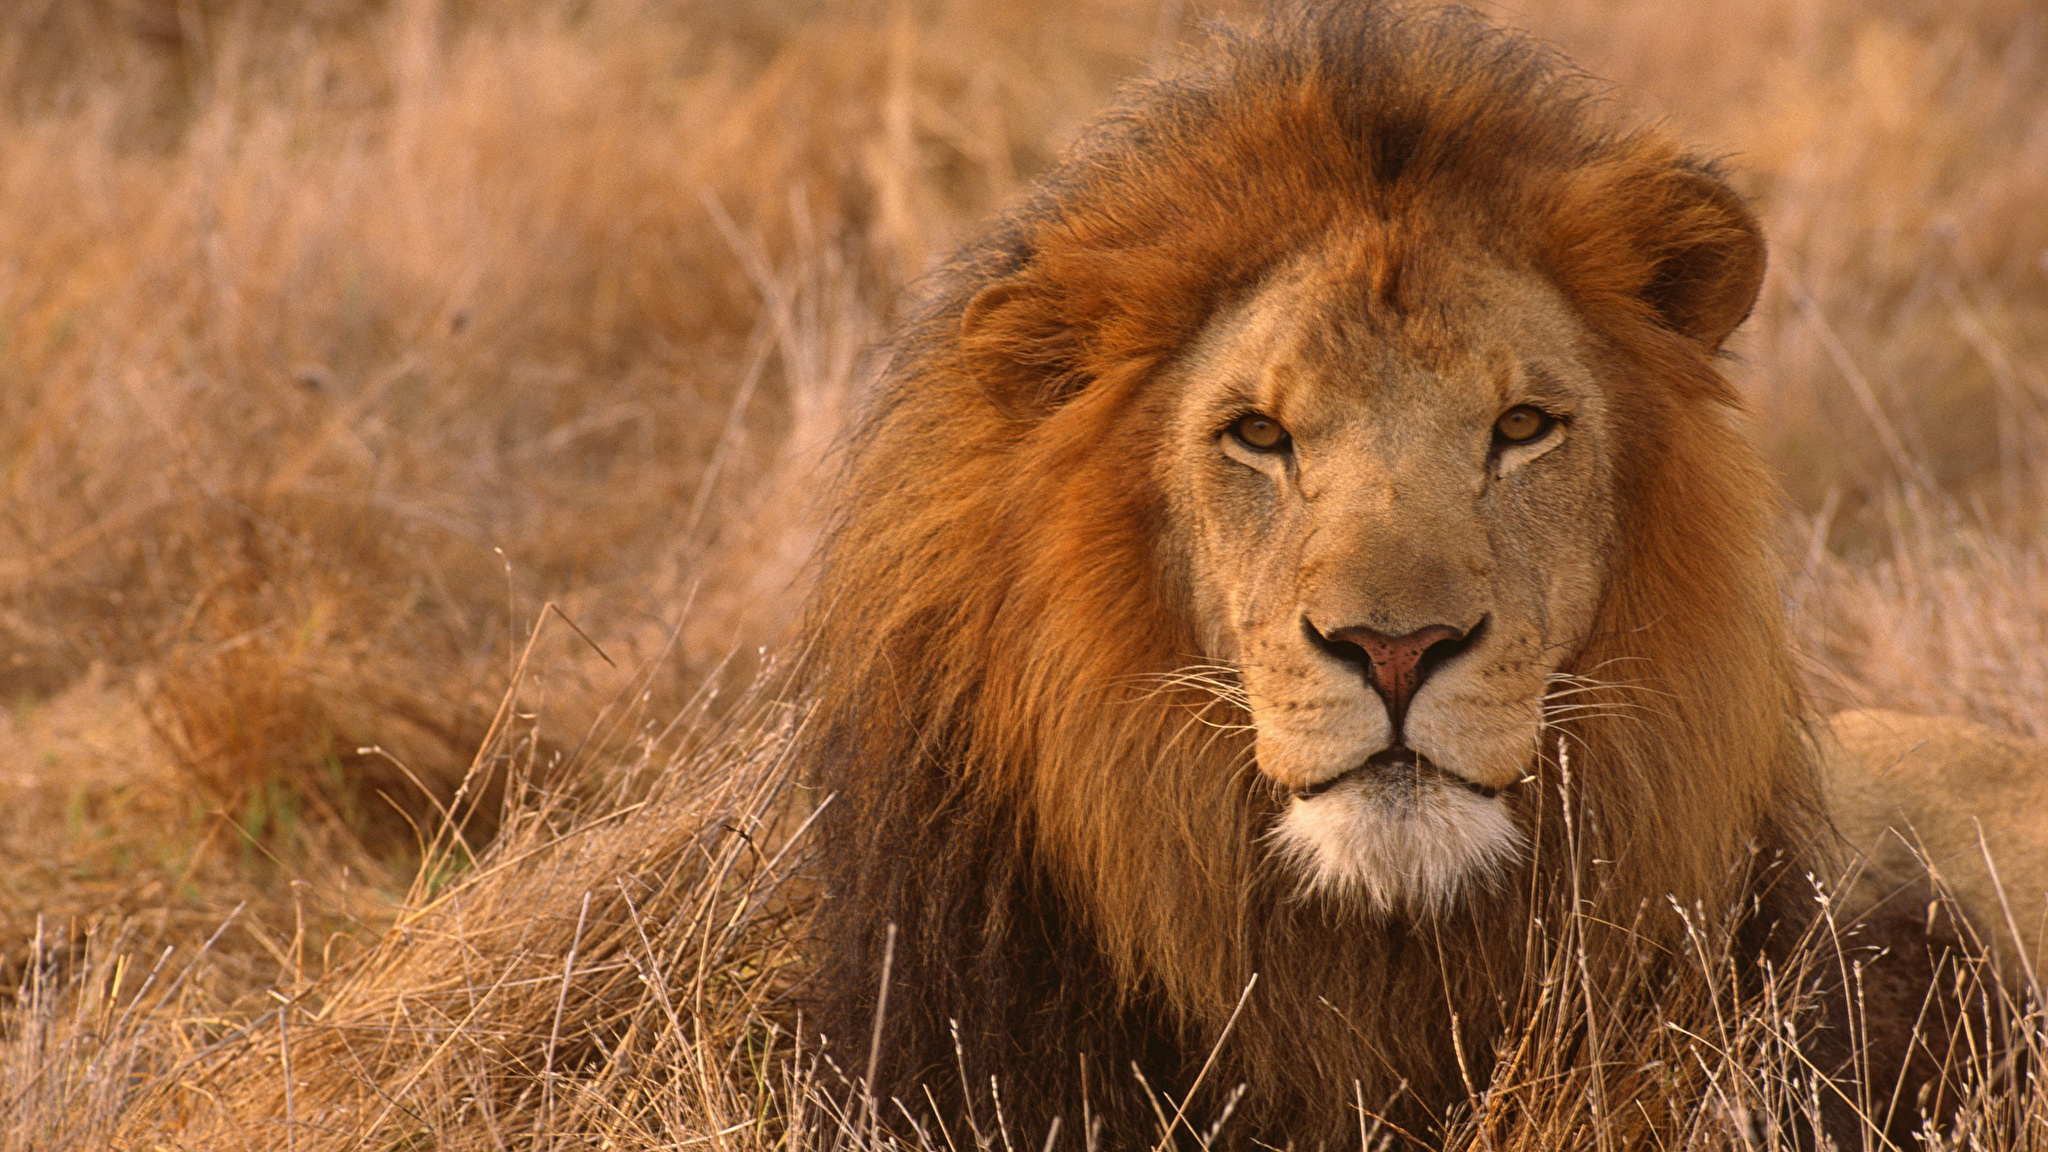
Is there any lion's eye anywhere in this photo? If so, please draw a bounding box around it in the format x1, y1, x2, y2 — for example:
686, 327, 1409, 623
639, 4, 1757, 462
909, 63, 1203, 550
1493, 406, 1554, 445
1229, 413, 1291, 452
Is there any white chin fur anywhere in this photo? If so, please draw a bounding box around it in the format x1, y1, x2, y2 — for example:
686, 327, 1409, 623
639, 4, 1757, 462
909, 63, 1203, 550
1268, 774, 1525, 918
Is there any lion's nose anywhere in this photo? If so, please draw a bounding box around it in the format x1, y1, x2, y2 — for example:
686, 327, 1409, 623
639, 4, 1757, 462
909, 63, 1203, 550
1311, 619, 1479, 733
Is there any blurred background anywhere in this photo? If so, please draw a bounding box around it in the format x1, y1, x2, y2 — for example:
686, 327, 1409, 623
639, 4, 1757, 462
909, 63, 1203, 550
0, 0, 2042, 1012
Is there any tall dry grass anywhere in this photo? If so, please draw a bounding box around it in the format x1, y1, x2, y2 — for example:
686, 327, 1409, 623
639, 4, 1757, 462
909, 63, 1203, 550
1, 0, 2045, 1147
0, 0, 1157, 961
8, 667, 2040, 1150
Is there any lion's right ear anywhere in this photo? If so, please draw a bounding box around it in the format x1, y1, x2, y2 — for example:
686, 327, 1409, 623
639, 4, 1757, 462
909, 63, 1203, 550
1638, 168, 1767, 353
959, 278, 1087, 413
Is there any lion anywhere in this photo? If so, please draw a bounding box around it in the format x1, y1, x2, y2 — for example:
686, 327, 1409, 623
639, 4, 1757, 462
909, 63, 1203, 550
801, 4, 2008, 1147
1824, 710, 2048, 983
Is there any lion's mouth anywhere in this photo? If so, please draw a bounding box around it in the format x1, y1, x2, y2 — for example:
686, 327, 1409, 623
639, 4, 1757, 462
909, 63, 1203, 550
1292, 748, 1502, 801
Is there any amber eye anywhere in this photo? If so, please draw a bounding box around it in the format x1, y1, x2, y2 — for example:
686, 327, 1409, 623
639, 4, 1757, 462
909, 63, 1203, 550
1230, 413, 1291, 452
1494, 405, 1554, 445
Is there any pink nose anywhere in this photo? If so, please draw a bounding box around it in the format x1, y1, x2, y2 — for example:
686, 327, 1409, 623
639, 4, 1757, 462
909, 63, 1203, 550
1326, 623, 1470, 731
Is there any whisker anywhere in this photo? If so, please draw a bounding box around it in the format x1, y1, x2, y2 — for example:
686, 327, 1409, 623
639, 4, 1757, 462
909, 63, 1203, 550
1538, 683, 1633, 700
1543, 670, 1679, 702
1541, 708, 1649, 729
1540, 696, 1648, 715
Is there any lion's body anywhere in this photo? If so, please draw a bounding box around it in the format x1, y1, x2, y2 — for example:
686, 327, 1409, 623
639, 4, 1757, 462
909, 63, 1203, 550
803, 5, 1980, 1146
1825, 709, 2048, 985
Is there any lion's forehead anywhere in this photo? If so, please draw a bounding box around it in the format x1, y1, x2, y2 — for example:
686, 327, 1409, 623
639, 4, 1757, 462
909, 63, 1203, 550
1200, 241, 1599, 437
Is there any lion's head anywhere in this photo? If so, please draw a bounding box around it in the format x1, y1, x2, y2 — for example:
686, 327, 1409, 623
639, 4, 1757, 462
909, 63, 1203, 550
807, 4, 1824, 1142
1163, 245, 1631, 914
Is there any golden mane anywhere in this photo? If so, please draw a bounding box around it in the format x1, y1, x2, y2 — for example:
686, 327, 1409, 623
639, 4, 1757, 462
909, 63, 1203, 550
801, 4, 1940, 1145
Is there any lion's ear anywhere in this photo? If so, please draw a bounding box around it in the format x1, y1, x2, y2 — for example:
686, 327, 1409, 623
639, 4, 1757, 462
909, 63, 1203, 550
959, 278, 1086, 412
1640, 168, 1767, 352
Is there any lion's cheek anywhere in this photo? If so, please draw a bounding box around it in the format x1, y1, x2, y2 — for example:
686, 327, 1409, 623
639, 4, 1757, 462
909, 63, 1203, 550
1245, 696, 1389, 790
1405, 687, 1544, 792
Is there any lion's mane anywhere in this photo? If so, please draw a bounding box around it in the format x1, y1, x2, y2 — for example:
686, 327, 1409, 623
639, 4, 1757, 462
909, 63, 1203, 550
802, 4, 1908, 1145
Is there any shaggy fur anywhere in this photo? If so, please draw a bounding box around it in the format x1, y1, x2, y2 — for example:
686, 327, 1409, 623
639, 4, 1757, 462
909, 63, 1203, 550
802, 4, 1977, 1146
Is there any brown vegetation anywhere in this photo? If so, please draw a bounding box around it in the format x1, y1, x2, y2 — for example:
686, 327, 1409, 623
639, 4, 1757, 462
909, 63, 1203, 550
0, 0, 2043, 1149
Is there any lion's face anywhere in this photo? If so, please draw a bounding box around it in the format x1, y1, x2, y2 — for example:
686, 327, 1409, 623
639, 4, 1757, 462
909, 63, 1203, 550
1159, 239, 1619, 915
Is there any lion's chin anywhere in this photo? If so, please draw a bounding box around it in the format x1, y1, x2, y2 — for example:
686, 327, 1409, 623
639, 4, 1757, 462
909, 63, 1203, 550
1268, 765, 1526, 919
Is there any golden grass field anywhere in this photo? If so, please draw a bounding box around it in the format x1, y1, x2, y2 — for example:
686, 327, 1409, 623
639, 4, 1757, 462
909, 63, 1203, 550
0, 0, 2044, 1147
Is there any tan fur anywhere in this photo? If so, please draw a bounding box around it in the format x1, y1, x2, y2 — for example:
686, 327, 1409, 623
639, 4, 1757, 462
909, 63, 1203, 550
804, 6, 1954, 1145
1825, 708, 2048, 986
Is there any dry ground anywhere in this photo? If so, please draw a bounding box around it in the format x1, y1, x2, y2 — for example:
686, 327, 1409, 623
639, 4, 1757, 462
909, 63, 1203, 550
0, 0, 2044, 1148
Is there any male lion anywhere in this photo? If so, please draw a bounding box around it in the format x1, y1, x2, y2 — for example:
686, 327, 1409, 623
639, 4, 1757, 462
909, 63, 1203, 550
803, 4, 2002, 1146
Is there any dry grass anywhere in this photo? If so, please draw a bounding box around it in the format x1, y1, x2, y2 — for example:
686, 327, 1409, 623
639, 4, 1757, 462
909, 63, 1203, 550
0, 0, 1154, 969
0, 0, 2044, 1147
9, 674, 2041, 1151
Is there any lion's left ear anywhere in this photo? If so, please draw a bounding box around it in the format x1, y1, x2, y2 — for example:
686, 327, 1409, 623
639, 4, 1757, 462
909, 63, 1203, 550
1638, 167, 1767, 352
959, 277, 1087, 413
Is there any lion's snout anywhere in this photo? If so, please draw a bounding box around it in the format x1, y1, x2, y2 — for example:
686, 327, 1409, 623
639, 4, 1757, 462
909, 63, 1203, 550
1306, 615, 1485, 733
